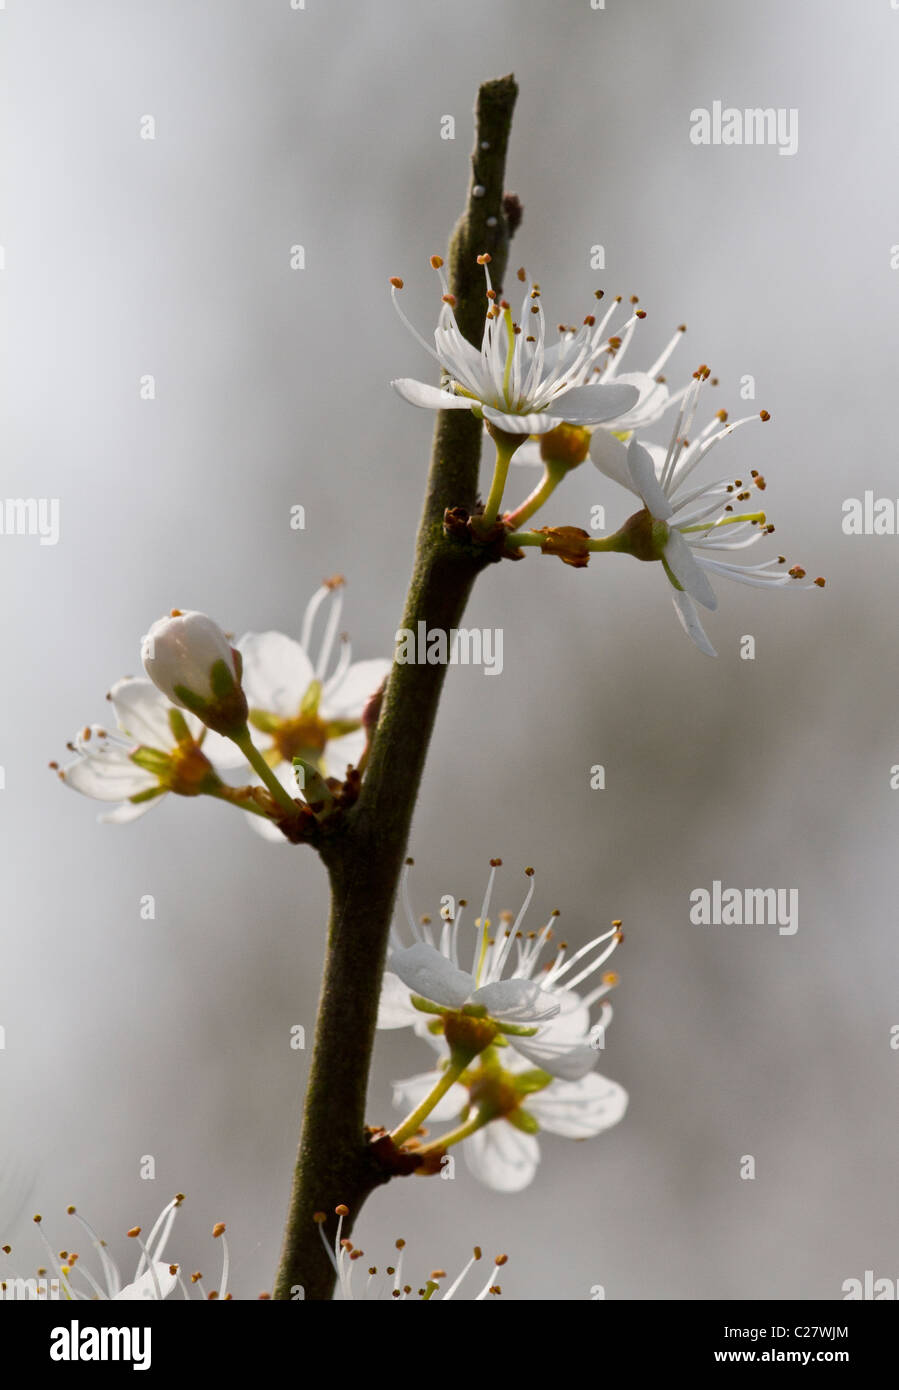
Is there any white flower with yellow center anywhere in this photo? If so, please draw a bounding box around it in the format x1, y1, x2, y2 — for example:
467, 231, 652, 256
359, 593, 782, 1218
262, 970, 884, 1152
590, 368, 825, 656
377, 861, 627, 1186
53, 677, 219, 824
392, 1049, 628, 1194
378, 859, 622, 1081
389, 256, 641, 434
221, 579, 391, 841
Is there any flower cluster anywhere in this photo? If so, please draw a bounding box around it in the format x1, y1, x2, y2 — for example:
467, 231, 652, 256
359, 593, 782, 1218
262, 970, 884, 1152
52, 581, 390, 840
377, 860, 628, 1191
391, 255, 824, 655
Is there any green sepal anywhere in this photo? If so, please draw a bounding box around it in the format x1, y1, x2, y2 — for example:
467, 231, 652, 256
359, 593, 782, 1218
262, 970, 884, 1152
210, 657, 238, 701
506, 1106, 540, 1134
248, 708, 281, 734
172, 683, 209, 719
128, 785, 167, 806
510, 1067, 553, 1095
661, 554, 684, 592
129, 746, 172, 776
495, 1020, 539, 1037
325, 718, 362, 739
410, 995, 449, 1017
167, 708, 193, 743
299, 679, 322, 717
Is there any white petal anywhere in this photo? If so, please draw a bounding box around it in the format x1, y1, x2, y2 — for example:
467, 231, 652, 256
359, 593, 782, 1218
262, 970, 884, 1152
322, 730, 366, 779
627, 437, 673, 519
391, 1070, 468, 1122
115, 1262, 178, 1300
321, 659, 391, 719
469, 978, 560, 1025
510, 439, 544, 467
109, 677, 179, 749
481, 407, 563, 434
589, 430, 634, 492
604, 372, 670, 430
549, 381, 640, 425
388, 943, 474, 1010
246, 811, 290, 843
537, 989, 591, 1041
238, 631, 315, 718
464, 1123, 540, 1192
376, 971, 421, 1029
61, 746, 155, 802
527, 1073, 629, 1138
99, 797, 163, 825
196, 726, 247, 770
510, 1034, 599, 1081
664, 529, 718, 610
671, 590, 718, 657
391, 378, 473, 410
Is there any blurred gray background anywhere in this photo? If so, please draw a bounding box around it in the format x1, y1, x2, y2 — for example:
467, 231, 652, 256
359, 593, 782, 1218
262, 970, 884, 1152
2, 0, 897, 1299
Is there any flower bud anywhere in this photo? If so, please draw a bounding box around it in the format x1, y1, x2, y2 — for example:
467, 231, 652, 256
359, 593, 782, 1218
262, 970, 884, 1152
141, 610, 248, 737
538, 422, 590, 470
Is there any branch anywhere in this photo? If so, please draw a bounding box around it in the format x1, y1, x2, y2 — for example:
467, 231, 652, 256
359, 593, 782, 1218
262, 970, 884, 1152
272, 74, 519, 1301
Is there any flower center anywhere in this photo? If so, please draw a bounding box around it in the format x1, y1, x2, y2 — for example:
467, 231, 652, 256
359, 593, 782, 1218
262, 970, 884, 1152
444, 1011, 499, 1059
167, 742, 217, 795
269, 711, 331, 766
468, 1067, 521, 1120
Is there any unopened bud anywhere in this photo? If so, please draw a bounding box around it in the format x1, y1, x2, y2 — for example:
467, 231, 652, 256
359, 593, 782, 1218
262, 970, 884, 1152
141, 610, 248, 737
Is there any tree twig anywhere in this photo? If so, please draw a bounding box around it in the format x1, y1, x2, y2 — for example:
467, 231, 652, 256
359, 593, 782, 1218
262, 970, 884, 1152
272, 73, 519, 1301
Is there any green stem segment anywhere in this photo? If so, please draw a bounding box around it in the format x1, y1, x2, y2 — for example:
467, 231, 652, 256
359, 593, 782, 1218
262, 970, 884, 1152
503, 460, 567, 529
232, 729, 299, 816
208, 784, 271, 819
413, 1106, 493, 1157
480, 432, 524, 529
271, 74, 520, 1302
389, 1055, 469, 1147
